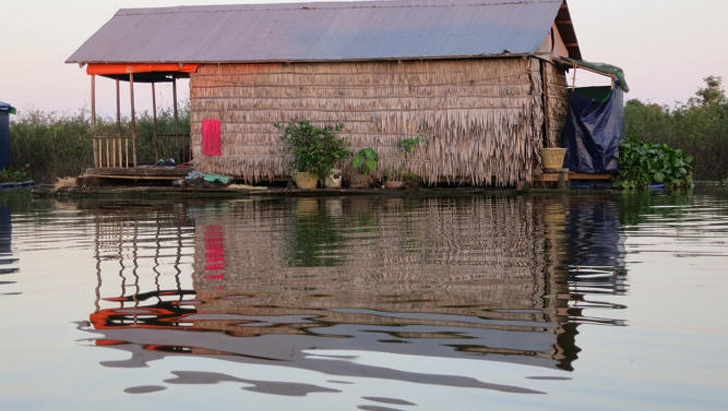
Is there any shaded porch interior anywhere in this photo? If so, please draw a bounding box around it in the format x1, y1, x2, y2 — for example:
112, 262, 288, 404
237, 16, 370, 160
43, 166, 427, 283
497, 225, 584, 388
85, 63, 196, 174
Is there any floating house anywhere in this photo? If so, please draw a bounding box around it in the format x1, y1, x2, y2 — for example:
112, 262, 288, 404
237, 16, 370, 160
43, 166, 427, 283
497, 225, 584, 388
67, 0, 624, 187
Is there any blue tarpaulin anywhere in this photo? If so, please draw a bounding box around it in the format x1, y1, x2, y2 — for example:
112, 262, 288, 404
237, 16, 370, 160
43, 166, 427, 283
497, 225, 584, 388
0, 102, 16, 171
562, 87, 624, 174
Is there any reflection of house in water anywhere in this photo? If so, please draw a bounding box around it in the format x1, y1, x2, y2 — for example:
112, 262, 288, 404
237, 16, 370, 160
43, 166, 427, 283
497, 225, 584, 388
89, 202, 197, 329
88, 195, 627, 391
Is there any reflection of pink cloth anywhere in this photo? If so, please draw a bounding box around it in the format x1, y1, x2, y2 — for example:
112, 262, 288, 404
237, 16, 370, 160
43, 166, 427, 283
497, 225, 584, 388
204, 225, 225, 280
202, 119, 221, 156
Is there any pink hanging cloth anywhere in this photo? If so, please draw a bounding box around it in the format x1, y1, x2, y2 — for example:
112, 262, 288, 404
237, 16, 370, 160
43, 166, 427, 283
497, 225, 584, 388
201, 119, 221, 156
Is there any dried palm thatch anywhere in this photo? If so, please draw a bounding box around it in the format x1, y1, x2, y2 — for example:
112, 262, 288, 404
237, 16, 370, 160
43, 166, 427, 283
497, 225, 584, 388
190, 57, 567, 186
50, 177, 78, 195
543, 60, 570, 149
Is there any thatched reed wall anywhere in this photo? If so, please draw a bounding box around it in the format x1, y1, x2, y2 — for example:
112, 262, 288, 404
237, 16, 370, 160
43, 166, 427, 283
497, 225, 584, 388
542, 60, 570, 148
190, 57, 568, 186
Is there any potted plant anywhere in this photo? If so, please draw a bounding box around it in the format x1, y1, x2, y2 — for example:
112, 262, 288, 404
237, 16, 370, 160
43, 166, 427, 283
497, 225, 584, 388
323, 167, 343, 188
349, 147, 379, 188
276, 120, 350, 189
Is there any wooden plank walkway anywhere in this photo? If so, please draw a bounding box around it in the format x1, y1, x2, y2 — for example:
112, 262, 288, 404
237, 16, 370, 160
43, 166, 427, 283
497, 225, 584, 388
82, 166, 193, 181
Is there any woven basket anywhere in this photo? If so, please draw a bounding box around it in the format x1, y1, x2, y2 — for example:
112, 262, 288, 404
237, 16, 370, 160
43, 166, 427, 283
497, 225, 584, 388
541, 148, 567, 170
293, 171, 318, 189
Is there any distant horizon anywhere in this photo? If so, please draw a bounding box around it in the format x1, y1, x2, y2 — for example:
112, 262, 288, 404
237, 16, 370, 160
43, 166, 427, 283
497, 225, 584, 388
3, 0, 728, 115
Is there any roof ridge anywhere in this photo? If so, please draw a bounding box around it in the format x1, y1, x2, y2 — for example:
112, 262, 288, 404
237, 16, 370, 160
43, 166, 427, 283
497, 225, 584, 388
117, 0, 559, 15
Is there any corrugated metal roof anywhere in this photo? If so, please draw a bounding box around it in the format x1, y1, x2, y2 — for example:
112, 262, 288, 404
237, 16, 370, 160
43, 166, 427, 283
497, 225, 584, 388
66, 0, 581, 64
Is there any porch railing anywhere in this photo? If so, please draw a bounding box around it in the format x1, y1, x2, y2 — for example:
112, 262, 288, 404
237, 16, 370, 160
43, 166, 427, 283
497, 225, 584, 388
93, 134, 136, 168
155, 132, 191, 164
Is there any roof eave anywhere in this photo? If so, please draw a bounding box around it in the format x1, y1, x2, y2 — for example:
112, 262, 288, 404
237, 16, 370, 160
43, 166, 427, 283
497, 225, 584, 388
555, 0, 582, 60
68, 53, 541, 67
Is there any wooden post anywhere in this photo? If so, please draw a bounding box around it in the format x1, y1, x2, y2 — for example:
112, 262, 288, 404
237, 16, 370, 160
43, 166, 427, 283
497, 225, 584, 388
115, 79, 121, 168
130, 73, 137, 167
91, 75, 98, 167
152, 82, 160, 160
115, 79, 121, 134
172, 76, 179, 135
541, 60, 552, 148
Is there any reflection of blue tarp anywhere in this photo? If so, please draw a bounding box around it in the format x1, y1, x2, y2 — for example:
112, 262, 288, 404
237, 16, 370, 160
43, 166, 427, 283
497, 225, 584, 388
567, 197, 624, 268
566, 196, 626, 296
562, 87, 624, 174
0, 206, 10, 255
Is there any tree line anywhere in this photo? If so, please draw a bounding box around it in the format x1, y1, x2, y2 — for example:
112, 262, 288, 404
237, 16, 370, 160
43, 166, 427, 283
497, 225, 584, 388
625, 75, 728, 181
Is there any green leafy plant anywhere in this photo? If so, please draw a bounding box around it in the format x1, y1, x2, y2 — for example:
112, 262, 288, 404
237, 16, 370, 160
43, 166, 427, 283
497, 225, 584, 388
276, 120, 350, 180
614, 136, 693, 190
388, 135, 426, 181
352, 147, 379, 175
396, 135, 426, 153
0, 167, 30, 183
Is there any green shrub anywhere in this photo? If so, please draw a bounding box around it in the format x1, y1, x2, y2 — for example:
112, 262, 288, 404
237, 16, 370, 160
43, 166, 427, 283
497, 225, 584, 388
10, 110, 94, 183
276, 120, 350, 179
9, 105, 190, 183
0, 167, 30, 183
615, 136, 693, 190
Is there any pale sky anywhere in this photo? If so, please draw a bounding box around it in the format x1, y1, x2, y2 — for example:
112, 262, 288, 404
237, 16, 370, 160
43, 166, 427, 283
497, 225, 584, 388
2, 0, 727, 116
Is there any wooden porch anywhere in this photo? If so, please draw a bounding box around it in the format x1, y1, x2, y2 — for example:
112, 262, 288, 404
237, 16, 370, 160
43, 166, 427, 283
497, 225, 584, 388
89, 68, 193, 169
81, 165, 192, 183
532, 169, 614, 189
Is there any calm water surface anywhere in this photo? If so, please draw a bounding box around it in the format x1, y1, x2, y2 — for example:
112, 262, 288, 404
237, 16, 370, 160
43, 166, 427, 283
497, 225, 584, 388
1, 187, 727, 410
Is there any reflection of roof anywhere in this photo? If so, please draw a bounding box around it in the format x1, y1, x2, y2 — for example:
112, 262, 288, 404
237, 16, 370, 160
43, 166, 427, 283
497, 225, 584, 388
66, 0, 581, 64
90, 306, 573, 375
89, 336, 549, 394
